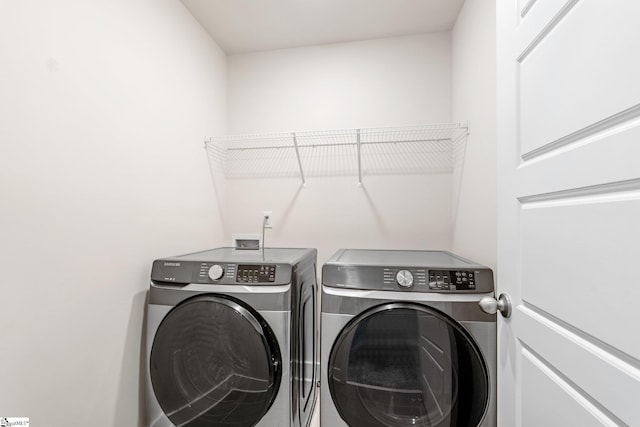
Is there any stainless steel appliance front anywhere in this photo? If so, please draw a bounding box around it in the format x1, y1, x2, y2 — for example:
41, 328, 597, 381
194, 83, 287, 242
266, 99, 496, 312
146, 247, 318, 427
321, 249, 497, 427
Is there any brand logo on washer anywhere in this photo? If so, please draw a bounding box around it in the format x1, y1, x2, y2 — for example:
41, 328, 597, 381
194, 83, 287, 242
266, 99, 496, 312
163, 262, 181, 267
0, 418, 29, 427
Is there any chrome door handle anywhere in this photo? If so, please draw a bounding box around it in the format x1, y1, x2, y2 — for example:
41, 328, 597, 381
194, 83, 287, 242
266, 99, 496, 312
479, 293, 512, 318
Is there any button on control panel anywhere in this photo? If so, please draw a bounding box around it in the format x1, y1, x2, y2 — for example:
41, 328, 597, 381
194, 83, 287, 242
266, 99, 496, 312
429, 270, 476, 290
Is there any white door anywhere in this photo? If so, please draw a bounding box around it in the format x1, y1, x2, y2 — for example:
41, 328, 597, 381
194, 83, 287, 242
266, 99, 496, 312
497, 1, 640, 426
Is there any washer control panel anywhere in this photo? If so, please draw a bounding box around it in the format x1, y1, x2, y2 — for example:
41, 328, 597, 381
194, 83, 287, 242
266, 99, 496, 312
197, 263, 277, 283
208, 264, 224, 281
236, 264, 277, 283
152, 259, 290, 285
197, 262, 236, 282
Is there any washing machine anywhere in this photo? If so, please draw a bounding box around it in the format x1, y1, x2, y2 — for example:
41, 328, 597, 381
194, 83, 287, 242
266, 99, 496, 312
321, 249, 496, 427
145, 247, 318, 427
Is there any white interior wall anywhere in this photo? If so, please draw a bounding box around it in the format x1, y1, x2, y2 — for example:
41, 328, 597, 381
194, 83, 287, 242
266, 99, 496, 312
225, 34, 454, 264
451, 0, 497, 271
228, 34, 452, 133
0, 1, 227, 425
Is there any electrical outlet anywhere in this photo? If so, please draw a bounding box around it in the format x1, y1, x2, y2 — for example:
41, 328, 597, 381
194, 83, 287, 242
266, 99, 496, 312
263, 211, 273, 229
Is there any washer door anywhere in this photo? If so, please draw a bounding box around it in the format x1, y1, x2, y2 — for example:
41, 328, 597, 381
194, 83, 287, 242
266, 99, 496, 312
150, 294, 281, 427
328, 303, 488, 427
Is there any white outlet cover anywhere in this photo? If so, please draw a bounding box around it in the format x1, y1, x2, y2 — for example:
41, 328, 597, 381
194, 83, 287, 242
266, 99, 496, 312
263, 211, 273, 228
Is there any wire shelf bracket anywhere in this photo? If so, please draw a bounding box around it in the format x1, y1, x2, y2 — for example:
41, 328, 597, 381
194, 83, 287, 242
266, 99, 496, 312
291, 132, 306, 186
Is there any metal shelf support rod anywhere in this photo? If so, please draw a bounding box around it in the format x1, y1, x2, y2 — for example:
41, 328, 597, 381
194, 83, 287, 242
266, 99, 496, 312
224, 138, 452, 152
292, 132, 306, 186
357, 129, 362, 186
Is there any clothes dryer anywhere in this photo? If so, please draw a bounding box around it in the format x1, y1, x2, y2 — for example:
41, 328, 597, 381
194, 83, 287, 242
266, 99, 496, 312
146, 248, 318, 427
321, 249, 496, 427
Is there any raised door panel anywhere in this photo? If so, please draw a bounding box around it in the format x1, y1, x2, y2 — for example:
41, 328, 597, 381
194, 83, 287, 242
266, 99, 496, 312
521, 352, 616, 426
518, 1, 640, 157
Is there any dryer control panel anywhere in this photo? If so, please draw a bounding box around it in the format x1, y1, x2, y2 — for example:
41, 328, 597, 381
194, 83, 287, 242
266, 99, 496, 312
323, 266, 492, 293
322, 249, 494, 293
383, 268, 427, 287
382, 268, 478, 290
428, 270, 476, 290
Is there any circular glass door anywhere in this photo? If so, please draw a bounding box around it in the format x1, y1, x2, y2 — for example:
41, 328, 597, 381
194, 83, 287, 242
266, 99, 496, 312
150, 294, 281, 427
328, 303, 488, 427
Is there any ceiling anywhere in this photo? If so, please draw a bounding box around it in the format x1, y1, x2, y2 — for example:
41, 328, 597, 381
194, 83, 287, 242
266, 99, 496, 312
181, 0, 466, 54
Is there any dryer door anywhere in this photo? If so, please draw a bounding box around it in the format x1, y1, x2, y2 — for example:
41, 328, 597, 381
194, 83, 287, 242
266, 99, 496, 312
150, 294, 281, 427
328, 303, 488, 427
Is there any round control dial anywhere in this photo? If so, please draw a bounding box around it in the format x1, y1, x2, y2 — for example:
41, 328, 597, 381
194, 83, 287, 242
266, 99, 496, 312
396, 270, 414, 288
208, 264, 224, 281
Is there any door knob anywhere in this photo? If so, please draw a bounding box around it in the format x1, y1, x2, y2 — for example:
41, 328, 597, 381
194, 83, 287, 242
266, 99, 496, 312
479, 293, 512, 318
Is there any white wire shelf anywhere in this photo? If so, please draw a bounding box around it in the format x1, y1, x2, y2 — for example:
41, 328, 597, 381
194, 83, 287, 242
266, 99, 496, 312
205, 123, 468, 185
